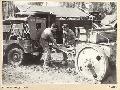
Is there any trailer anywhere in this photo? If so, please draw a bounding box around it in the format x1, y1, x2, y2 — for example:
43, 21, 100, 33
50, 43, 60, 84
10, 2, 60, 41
58, 21, 117, 83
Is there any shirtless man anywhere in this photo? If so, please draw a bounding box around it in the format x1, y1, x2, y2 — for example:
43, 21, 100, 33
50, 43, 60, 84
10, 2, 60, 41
40, 24, 59, 68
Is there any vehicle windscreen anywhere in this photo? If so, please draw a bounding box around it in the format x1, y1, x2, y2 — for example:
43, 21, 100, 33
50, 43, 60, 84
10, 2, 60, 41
3, 23, 30, 40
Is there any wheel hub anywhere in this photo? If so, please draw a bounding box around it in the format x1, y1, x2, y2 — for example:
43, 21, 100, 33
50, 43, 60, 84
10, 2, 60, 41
12, 53, 20, 62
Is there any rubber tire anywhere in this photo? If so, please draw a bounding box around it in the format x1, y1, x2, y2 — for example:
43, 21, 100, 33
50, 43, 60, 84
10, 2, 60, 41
7, 48, 24, 66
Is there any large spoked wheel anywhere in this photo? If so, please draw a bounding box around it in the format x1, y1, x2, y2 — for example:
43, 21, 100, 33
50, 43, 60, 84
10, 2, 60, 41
7, 48, 24, 66
75, 47, 109, 82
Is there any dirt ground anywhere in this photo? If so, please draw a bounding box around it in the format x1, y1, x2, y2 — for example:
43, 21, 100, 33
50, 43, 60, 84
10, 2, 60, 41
2, 53, 117, 85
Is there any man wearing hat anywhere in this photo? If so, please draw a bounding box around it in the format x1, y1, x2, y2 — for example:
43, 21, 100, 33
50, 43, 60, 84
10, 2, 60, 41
62, 24, 76, 47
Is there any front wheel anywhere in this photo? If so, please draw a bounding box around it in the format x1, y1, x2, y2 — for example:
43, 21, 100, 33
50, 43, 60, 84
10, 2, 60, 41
7, 48, 24, 66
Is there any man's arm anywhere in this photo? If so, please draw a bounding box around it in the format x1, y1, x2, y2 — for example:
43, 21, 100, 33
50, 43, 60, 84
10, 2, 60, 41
70, 29, 76, 40
63, 31, 67, 46
49, 33, 59, 49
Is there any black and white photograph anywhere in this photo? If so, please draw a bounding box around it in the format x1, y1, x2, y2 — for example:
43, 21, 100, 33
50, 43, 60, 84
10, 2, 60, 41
2, 1, 117, 85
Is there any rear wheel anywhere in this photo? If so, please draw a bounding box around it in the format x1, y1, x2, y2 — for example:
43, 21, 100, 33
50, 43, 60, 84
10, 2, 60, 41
75, 47, 109, 82
7, 48, 24, 66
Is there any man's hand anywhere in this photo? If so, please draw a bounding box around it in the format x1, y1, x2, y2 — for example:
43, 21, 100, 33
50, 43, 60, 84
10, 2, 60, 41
53, 44, 59, 49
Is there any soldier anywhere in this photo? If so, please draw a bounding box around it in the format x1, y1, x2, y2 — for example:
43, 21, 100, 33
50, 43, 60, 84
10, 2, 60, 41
62, 24, 76, 47
40, 23, 59, 68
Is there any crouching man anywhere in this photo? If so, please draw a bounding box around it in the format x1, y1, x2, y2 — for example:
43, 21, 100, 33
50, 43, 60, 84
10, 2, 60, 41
62, 24, 76, 47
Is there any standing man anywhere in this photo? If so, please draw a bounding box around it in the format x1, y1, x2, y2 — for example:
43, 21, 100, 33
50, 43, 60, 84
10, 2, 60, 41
39, 23, 59, 68
62, 24, 76, 47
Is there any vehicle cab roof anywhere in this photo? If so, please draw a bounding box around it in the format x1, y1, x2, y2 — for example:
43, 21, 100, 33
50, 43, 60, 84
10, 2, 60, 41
15, 11, 55, 16
3, 17, 28, 25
